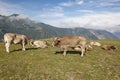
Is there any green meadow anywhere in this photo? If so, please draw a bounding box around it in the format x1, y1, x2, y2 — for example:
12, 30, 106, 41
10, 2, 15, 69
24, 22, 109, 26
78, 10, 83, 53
0, 39, 120, 80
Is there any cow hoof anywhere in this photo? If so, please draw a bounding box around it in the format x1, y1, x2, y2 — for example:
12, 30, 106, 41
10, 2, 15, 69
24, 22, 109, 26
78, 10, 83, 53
22, 49, 26, 51
81, 55, 83, 57
6, 51, 10, 53
63, 54, 66, 56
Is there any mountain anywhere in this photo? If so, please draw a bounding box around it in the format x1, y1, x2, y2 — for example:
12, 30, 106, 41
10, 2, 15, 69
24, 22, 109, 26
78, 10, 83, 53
89, 29, 118, 39
0, 14, 118, 40
113, 31, 120, 39
107, 26, 120, 39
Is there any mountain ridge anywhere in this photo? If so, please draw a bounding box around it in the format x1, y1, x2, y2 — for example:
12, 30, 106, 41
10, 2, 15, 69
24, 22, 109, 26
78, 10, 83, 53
0, 14, 118, 40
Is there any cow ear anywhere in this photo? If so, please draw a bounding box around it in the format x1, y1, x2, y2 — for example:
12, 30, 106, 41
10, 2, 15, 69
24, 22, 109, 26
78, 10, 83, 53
54, 37, 58, 40
57, 38, 61, 41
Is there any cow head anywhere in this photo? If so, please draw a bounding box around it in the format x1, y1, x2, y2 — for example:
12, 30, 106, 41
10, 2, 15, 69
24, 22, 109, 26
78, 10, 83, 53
110, 46, 117, 50
29, 39, 34, 46
52, 37, 61, 47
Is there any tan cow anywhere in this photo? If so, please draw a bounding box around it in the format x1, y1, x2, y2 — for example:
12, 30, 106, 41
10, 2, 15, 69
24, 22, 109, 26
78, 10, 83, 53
52, 36, 86, 57
4, 33, 32, 53
32, 40, 48, 48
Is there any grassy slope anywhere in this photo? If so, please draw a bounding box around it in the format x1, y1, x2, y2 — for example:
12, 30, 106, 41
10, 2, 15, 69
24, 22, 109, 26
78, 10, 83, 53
0, 39, 120, 80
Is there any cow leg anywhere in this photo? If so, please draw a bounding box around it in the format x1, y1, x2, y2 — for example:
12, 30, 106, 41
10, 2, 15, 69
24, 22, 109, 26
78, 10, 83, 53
21, 40, 26, 51
5, 43, 10, 53
22, 45, 26, 51
63, 47, 67, 56
22, 44, 26, 51
81, 46, 85, 57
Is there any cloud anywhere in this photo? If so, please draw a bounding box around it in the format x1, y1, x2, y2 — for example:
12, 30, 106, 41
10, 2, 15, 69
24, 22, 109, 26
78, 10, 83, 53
40, 12, 64, 18
93, 0, 120, 8
76, 0, 84, 5
59, 0, 84, 7
0, 1, 26, 16
77, 10, 94, 13
49, 12, 120, 29
32, 6, 65, 23
60, 1, 73, 7
40, 6, 64, 18
9, 14, 28, 21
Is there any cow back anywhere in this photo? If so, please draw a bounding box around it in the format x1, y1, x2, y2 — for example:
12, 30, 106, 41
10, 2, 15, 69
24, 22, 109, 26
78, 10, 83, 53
54, 36, 86, 47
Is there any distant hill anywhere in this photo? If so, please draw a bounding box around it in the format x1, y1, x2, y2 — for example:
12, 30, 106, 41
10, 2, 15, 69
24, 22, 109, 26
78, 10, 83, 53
0, 14, 118, 40
107, 26, 120, 39
113, 31, 120, 39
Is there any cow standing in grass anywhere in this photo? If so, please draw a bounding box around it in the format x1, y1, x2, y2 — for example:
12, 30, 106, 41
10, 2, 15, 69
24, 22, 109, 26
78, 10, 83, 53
52, 36, 86, 57
4, 33, 33, 53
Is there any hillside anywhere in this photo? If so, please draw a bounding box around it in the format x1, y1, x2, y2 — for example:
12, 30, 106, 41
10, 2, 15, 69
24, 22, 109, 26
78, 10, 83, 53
108, 26, 120, 39
0, 14, 118, 40
114, 31, 120, 39
0, 39, 120, 80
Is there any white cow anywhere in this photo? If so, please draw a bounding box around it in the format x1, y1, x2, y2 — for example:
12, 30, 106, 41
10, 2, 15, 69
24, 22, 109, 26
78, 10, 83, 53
90, 41, 101, 46
4, 33, 32, 53
32, 40, 48, 48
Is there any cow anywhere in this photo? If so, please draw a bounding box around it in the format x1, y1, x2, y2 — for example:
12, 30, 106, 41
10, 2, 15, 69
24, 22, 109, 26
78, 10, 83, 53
85, 44, 93, 51
90, 41, 101, 46
31, 40, 48, 48
4, 33, 33, 53
52, 36, 86, 57
101, 45, 117, 50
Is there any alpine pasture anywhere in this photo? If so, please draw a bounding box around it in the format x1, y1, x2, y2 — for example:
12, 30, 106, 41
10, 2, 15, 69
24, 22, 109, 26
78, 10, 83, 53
0, 39, 120, 80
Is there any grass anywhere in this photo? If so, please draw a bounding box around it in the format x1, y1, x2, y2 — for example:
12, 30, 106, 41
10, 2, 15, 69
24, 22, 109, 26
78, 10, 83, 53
0, 39, 120, 80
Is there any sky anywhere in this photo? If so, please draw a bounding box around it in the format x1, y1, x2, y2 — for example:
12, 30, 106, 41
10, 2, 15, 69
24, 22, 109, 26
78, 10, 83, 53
0, 0, 120, 30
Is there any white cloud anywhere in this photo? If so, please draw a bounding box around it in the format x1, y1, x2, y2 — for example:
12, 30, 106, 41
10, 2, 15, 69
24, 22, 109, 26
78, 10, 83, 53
0, 1, 25, 15
60, 1, 73, 7
100, 0, 120, 3
9, 14, 28, 21
77, 10, 94, 13
49, 12, 120, 29
40, 12, 64, 18
59, 0, 84, 7
32, 6, 65, 23
0, 1, 26, 16
94, 0, 120, 8
39, 6, 64, 18
99, 2, 115, 7
76, 0, 84, 5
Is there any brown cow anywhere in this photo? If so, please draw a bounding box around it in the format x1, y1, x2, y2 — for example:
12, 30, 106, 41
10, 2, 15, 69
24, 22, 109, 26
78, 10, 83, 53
101, 45, 117, 50
52, 36, 86, 57
4, 33, 33, 53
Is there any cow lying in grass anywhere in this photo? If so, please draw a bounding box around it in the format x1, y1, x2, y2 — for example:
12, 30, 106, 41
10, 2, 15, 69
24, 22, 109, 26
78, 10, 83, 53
31, 40, 48, 49
52, 36, 86, 57
101, 45, 117, 50
90, 41, 101, 46
4, 33, 33, 53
